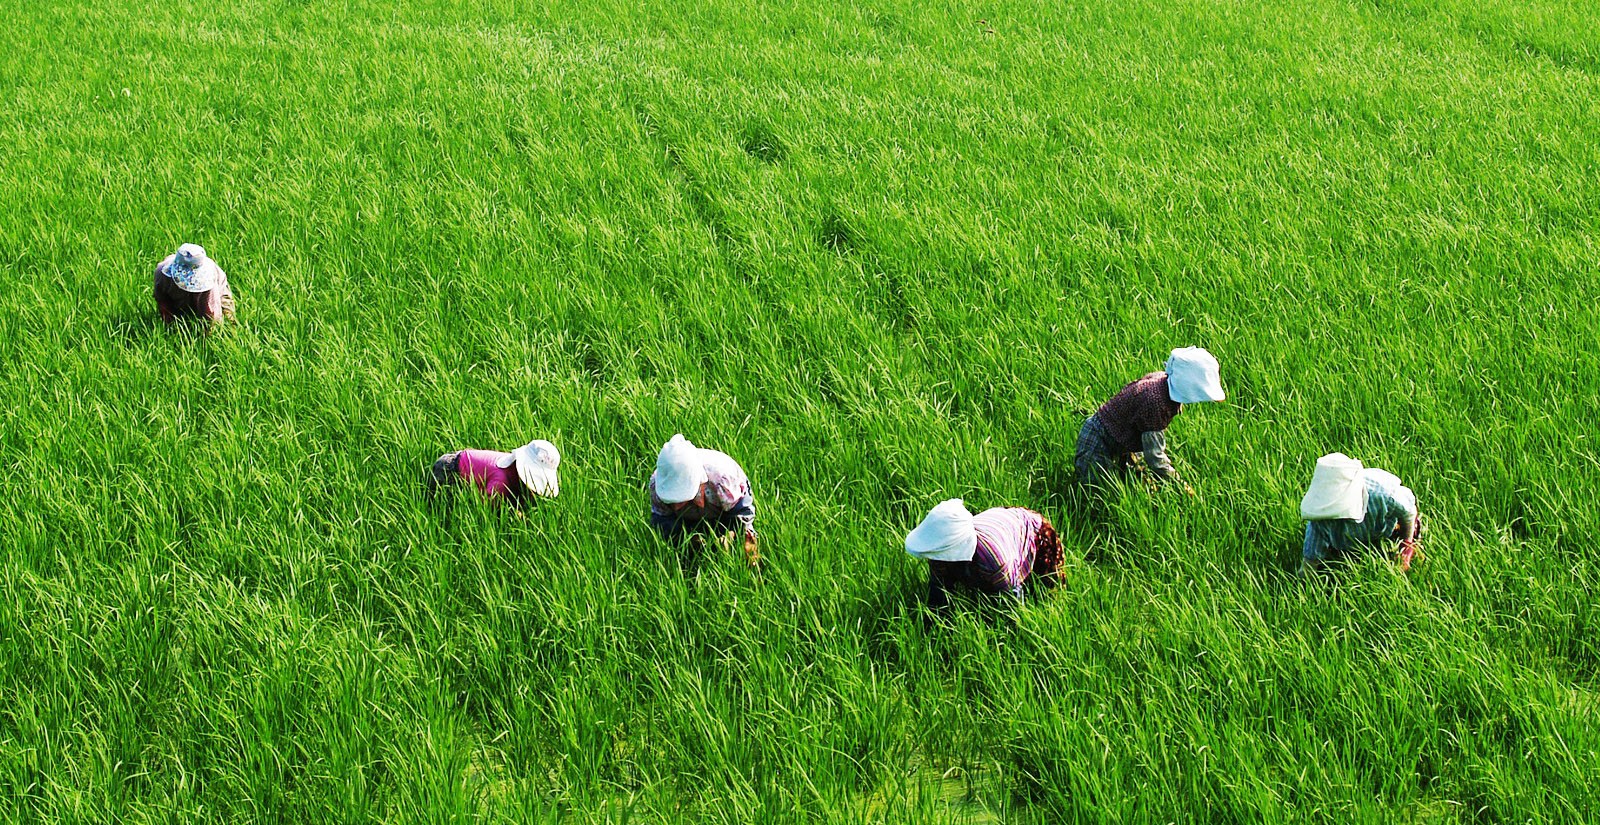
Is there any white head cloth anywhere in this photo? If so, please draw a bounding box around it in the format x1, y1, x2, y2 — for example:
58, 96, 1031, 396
654, 434, 708, 504
1300, 453, 1367, 521
1165, 347, 1225, 403
1362, 467, 1417, 518
905, 498, 978, 562
495, 439, 560, 498
164, 243, 222, 293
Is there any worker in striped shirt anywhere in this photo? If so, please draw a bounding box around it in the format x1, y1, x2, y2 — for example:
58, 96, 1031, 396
1299, 453, 1422, 572
905, 499, 1064, 609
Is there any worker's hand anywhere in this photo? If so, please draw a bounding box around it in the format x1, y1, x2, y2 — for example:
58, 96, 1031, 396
743, 533, 761, 569
1397, 539, 1419, 572
1181, 482, 1196, 497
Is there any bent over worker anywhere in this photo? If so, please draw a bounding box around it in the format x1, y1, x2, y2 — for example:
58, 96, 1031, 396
905, 499, 1064, 609
1075, 346, 1225, 487
649, 434, 759, 567
1300, 452, 1422, 573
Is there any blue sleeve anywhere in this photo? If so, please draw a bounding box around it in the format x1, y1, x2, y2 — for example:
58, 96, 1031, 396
727, 494, 757, 535
727, 494, 756, 519
927, 573, 950, 610
1302, 523, 1327, 563
1369, 487, 1415, 539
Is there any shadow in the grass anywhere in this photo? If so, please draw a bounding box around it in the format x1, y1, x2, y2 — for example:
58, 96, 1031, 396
108, 305, 235, 345
1264, 535, 1403, 593
1273, 532, 1307, 575
106, 308, 169, 345
1050, 477, 1139, 566
1024, 421, 1086, 509
677, 533, 711, 577
1027, 458, 1079, 513
423, 486, 460, 529
856, 576, 926, 667
672, 531, 758, 579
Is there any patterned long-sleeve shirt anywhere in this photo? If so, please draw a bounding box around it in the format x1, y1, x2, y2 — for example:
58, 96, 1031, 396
927, 507, 1048, 607
1095, 372, 1182, 453
648, 449, 756, 540
1302, 471, 1418, 564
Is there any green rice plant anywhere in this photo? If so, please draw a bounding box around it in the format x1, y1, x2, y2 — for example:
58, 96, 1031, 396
1, 0, 1597, 820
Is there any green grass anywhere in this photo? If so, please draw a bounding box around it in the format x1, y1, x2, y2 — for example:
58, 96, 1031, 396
2, 0, 1599, 820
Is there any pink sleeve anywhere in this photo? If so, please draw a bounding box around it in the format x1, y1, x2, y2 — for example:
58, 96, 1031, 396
203, 287, 223, 321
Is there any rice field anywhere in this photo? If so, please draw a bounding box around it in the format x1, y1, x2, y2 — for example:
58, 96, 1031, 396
1, 0, 1598, 820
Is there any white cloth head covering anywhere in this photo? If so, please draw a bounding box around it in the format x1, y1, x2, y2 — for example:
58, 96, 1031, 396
1300, 453, 1367, 521
164, 243, 222, 293
1361, 467, 1417, 518
905, 498, 978, 562
495, 439, 560, 498
1165, 347, 1225, 403
653, 434, 708, 504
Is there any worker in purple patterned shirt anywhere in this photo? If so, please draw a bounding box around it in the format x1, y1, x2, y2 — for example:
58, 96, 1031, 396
1075, 347, 1225, 488
648, 434, 759, 568
905, 499, 1064, 609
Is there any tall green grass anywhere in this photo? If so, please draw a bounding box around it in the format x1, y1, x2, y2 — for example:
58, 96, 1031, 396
1, 0, 1597, 820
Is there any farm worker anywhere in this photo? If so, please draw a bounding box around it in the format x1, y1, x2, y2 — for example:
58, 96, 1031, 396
1299, 453, 1422, 572
429, 438, 560, 507
1075, 347, 1225, 487
154, 243, 235, 325
649, 434, 759, 567
905, 499, 1064, 609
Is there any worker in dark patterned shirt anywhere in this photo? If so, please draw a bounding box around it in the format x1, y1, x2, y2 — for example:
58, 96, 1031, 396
1075, 347, 1225, 487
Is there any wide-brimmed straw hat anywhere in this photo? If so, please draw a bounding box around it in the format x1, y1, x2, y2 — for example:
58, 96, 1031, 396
495, 439, 560, 498
1165, 347, 1226, 403
653, 434, 708, 504
1300, 453, 1366, 521
904, 498, 977, 562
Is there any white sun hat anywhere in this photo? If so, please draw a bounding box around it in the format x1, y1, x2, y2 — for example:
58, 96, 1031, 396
1362, 467, 1417, 518
165, 243, 222, 293
1300, 453, 1367, 521
1165, 347, 1226, 403
653, 434, 708, 504
905, 498, 978, 562
495, 439, 560, 498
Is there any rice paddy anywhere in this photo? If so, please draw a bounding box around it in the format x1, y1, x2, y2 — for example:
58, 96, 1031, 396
1, 0, 1597, 820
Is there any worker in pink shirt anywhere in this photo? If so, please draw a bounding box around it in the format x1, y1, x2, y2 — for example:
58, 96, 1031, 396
429, 438, 561, 508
